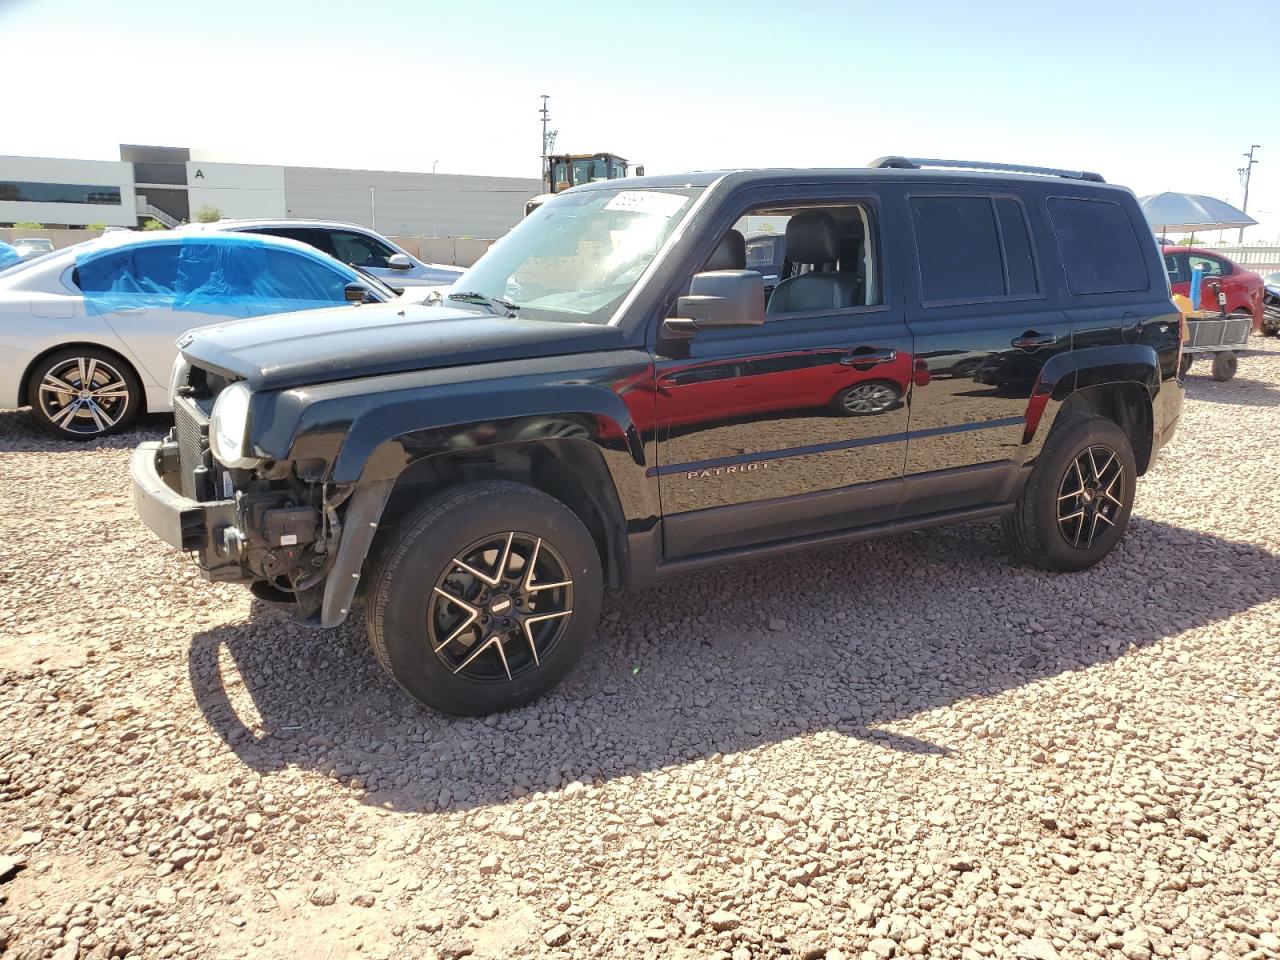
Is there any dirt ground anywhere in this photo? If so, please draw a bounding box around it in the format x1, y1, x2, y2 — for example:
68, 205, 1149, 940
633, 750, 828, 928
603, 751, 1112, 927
1, 344, 1278, 960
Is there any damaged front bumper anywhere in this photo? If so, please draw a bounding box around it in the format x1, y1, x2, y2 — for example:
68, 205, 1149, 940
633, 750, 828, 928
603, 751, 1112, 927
130, 440, 250, 582
131, 438, 394, 626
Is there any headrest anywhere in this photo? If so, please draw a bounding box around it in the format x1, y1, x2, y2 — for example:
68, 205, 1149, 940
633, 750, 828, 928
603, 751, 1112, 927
705, 229, 746, 271
785, 210, 840, 265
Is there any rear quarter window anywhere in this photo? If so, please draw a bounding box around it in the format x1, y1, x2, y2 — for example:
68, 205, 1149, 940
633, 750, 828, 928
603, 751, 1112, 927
1047, 197, 1148, 295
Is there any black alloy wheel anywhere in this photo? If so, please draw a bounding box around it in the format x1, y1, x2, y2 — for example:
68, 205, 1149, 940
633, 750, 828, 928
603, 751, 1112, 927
1055, 445, 1125, 550
1002, 413, 1136, 572
429, 531, 574, 683
366, 480, 603, 715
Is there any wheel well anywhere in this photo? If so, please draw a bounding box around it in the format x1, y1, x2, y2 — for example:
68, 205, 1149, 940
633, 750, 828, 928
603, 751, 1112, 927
1058, 383, 1154, 475
19, 342, 146, 412
371, 440, 628, 588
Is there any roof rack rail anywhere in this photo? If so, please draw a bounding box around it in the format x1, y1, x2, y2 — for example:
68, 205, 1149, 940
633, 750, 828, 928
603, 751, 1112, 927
868, 156, 1105, 183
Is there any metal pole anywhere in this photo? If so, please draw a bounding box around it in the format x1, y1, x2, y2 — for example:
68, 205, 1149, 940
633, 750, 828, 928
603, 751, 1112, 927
1239, 144, 1260, 243
539, 94, 551, 190
370, 185, 376, 232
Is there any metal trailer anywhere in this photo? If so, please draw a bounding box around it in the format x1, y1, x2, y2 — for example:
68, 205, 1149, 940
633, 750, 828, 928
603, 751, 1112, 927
1180, 309, 1251, 381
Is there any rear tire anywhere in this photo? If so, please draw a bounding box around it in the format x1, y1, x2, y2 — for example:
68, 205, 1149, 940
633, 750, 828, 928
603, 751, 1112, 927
27, 347, 143, 441
1211, 351, 1237, 381
366, 480, 603, 716
1002, 414, 1136, 572
1178, 353, 1193, 378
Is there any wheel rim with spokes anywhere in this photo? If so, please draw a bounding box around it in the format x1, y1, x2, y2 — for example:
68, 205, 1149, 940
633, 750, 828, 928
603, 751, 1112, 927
428, 531, 574, 683
1056, 445, 1125, 549
37, 357, 131, 435
842, 382, 897, 414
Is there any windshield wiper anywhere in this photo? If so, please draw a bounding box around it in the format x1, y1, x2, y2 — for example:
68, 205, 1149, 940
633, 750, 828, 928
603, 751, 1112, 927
445, 290, 520, 317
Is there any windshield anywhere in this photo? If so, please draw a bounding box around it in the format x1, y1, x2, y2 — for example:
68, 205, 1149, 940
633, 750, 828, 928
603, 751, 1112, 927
457, 186, 703, 324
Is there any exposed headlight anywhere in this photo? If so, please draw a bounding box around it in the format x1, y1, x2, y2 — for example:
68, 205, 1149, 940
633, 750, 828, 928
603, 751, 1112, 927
209, 382, 261, 469
167, 354, 190, 405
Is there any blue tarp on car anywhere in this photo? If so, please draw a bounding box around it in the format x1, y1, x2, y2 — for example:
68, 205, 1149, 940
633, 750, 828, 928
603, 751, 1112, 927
75, 234, 361, 317
0, 240, 23, 270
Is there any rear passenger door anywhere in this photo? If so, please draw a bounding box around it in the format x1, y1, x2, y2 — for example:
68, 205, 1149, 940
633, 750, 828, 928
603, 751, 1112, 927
899, 188, 1071, 513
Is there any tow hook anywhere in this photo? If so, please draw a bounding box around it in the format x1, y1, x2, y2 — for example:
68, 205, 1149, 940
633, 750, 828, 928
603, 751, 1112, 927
221, 526, 246, 556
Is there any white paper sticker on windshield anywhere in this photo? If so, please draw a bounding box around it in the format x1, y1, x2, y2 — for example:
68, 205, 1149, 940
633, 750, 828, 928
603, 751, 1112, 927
604, 191, 689, 218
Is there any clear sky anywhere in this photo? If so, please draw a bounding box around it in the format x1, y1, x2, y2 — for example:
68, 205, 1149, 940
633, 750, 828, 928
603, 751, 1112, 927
3, 0, 1277, 241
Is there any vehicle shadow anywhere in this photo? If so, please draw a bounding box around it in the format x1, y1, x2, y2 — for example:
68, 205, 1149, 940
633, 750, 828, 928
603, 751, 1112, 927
0, 408, 169, 451
187, 515, 1277, 815
1183, 375, 1280, 408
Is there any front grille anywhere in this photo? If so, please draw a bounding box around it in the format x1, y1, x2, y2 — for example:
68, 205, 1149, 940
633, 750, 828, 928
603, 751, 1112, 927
173, 398, 210, 500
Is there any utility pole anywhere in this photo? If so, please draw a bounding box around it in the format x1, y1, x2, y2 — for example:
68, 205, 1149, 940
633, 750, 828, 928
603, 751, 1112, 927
1238, 144, 1260, 242
370, 185, 376, 232
539, 95, 557, 193
540, 95, 550, 187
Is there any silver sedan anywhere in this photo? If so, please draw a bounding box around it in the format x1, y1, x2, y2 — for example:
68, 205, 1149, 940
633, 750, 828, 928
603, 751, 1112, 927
0, 231, 397, 440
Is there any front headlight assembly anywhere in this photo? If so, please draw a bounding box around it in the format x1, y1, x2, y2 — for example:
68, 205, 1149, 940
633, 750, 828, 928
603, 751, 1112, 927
208, 382, 262, 469
167, 353, 190, 405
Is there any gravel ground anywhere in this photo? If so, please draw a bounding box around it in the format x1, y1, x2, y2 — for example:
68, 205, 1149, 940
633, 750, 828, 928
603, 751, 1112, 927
2, 343, 1279, 960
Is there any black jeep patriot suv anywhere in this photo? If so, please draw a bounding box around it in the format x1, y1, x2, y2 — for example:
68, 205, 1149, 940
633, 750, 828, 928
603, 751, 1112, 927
133, 157, 1184, 715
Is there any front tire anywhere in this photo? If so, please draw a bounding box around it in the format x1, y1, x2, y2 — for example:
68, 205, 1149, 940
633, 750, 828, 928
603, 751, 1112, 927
366, 481, 603, 716
27, 347, 142, 440
1002, 414, 1136, 572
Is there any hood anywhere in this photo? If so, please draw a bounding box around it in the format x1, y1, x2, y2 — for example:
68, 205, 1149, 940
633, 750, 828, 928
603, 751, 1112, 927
180, 300, 626, 392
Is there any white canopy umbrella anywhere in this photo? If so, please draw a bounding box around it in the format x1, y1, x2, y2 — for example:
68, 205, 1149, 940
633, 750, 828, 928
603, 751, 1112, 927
1138, 192, 1256, 233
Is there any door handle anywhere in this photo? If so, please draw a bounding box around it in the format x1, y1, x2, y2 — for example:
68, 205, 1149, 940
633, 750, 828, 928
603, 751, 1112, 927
840, 349, 897, 367
110, 306, 147, 315
1011, 332, 1056, 349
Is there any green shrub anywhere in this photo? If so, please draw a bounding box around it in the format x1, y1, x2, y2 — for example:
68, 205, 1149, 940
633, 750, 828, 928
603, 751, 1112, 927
143, 219, 168, 231
195, 204, 222, 223
12, 221, 43, 229
84, 222, 107, 231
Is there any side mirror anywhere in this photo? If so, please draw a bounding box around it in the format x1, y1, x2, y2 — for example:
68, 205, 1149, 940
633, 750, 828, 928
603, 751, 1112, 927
386, 253, 413, 270
634, 165, 645, 177
663, 270, 765, 337
344, 282, 373, 303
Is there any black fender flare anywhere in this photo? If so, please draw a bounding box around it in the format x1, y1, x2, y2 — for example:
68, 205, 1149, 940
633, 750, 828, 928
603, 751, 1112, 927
1023, 344, 1160, 448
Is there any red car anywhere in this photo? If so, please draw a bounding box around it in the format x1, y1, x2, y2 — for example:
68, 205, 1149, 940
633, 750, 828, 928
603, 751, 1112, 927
1161, 245, 1265, 331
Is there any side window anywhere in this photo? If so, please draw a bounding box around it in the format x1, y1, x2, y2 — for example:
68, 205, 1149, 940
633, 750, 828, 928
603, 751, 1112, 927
1047, 197, 1147, 295
256, 249, 351, 305
995, 198, 1039, 296
77, 245, 179, 298
1188, 254, 1226, 277
745, 237, 775, 270
245, 227, 333, 257
1164, 253, 1186, 284
726, 201, 881, 317
911, 196, 1005, 302
330, 231, 394, 268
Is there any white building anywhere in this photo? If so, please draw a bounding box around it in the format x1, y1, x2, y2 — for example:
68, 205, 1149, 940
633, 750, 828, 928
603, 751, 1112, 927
0, 155, 138, 228
1, 145, 540, 239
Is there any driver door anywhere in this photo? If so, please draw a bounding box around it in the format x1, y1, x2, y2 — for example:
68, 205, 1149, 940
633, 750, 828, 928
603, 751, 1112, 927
654, 189, 914, 558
